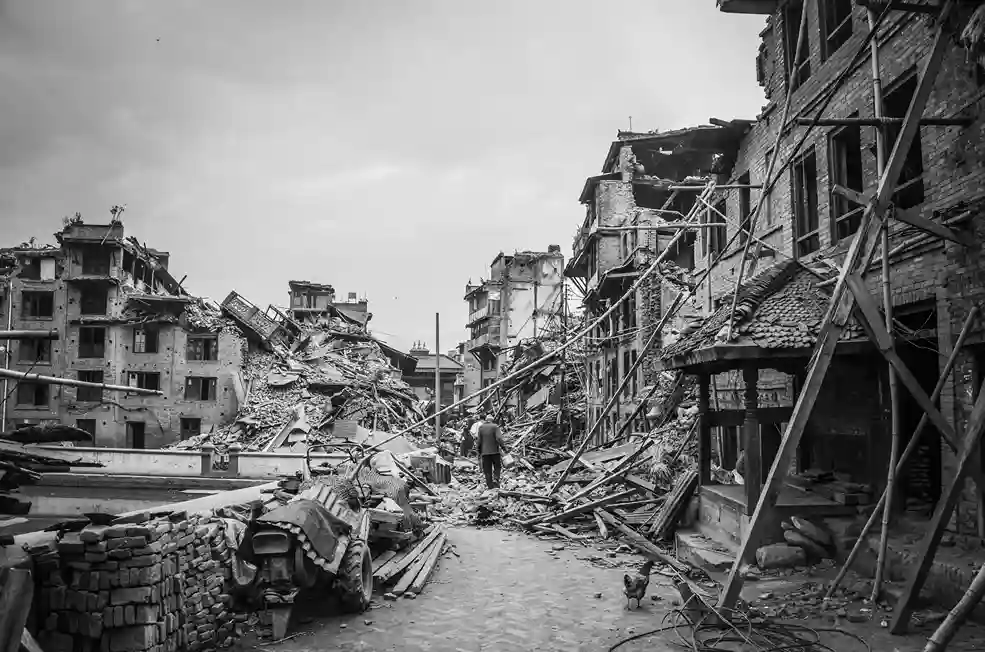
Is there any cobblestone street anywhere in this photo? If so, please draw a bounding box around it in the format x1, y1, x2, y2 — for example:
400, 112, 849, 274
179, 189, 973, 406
242, 527, 683, 652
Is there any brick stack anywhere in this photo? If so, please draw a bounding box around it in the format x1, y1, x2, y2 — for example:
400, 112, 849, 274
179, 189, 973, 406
30, 512, 244, 652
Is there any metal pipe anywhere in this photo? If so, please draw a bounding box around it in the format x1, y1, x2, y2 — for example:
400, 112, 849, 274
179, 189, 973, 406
0, 367, 163, 395
0, 330, 59, 340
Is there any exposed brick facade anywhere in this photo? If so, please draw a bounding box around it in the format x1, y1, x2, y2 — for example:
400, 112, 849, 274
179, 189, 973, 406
692, 5, 985, 532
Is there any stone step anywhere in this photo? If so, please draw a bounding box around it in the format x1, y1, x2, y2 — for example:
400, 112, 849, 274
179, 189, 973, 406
675, 528, 736, 573
691, 514, 744, 552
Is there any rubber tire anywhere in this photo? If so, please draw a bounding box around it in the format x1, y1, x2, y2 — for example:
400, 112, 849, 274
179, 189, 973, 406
336, 539, 373, 613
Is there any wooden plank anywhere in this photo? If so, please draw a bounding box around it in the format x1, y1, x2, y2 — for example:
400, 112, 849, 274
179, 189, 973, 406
407, 534, 445, 595
0, 568, 32, 652
595, 509, 688, 574
718, 7, 955, 610
889, 378, 985, 633
832, 184, 870, 206
893, 206, 973, 246
523, 489, 636, 527
392, 532, 445, 596
20, 629, 44, 652
373, 528, 441, 583
648, 469, 699, 539
593, 510, 609, 538
371, 549, 397, 573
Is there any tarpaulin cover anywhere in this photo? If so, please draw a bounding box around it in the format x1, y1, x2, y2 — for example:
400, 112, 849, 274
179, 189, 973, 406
258, 498, 352, 562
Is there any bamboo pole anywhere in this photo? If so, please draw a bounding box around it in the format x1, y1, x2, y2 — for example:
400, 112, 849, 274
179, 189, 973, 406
923, 561, 985, 652
825, 306, 979, 598
869, 5, 899, 605
0, 368, 162, 395
723, 0, 808, 341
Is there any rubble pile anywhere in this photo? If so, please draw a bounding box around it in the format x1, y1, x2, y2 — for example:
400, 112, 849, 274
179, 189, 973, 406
172, 328, 426, 453
30, 513, 244, 652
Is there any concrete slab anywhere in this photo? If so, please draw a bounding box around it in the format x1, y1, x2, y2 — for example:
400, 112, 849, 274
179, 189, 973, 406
675, 529, 735, 573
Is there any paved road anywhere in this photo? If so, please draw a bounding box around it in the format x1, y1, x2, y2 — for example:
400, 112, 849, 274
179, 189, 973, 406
243, 526, 682, 652
234, 526, 985, 652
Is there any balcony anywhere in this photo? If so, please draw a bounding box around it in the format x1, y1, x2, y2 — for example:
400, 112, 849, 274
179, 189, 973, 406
467, 323, 502, 352
467, 304, 491, 326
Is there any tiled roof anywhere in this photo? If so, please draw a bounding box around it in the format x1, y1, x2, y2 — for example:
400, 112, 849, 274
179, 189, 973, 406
660, 260, 864, 361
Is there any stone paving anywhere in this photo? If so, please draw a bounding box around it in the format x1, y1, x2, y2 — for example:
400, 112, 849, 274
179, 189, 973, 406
233, 526, 985, 652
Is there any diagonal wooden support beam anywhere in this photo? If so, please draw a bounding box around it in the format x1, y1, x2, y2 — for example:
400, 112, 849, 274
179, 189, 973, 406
718, 9, 956, 610
889, 379, 985, 634
893, 206, 974, 246
832, 184, 871, 207
847, 274, 959, 450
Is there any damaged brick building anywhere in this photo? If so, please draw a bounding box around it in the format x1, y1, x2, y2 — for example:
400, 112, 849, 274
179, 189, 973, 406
464, 248, 565, 391
568, 1, 985, 565
0, 218, 246, 448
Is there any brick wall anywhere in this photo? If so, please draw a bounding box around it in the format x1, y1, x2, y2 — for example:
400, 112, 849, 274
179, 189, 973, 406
699, 6, 985, 531
29, 512, 242, 652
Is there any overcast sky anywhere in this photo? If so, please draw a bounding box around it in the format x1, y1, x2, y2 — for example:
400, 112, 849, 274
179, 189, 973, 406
0, 1, 766, 353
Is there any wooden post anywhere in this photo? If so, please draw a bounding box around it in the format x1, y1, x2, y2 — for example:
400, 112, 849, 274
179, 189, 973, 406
718, 9, 957, 610
890, 378, 985, 633
698, 373, 712, 485
435, 312, 441, 440
742, 366, 761, 515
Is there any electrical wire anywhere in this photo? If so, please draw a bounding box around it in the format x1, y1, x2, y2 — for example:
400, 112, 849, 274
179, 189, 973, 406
607, 594, 872, 652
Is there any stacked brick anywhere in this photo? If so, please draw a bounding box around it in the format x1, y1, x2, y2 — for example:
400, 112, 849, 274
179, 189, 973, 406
29, 512, 245, 652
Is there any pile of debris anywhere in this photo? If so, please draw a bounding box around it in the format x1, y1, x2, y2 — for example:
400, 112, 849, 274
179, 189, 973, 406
172, 328, 426, 454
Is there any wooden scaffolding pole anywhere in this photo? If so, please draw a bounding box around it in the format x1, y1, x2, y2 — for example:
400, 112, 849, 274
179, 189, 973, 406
718, 6, 959, 610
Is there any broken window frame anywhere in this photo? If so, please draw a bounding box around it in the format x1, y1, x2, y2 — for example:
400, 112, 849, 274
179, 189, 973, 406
127, 371, 161, 392
21, 291, 54, 320
19, 339, 51, 364
186, 335, 219, 361
133, 327, 160, 354
80, 246, 112, 276
792, 147, 821, 258
79, 286, 108, 316
16, 382, 49, 407
883, 70, 926, 210
820, 0, 853, 61
77, 370, 105, 402
78, 327, 106, 359
184, 376, 217, 401
782, 0, 811, 91
180, 417, 202, 440
828, 118, 865, 242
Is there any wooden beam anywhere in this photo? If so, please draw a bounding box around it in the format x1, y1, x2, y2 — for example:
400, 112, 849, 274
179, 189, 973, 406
847, 275, 961, 451
889, 379, 985, 633
698, 374, 712, 485
595, 509, 688, 574
893, 206, 974, 246
856, 0, 942, 15
832, 184, 870, 207
718, 10, 955, 610
742, 366, 761, 515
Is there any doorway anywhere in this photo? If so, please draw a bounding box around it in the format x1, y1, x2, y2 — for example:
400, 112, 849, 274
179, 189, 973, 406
127, 422, 146, 450
895, 302, 941, 516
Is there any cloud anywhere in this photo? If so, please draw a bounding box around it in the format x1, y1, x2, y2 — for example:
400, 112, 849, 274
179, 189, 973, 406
278, 165, 407, 200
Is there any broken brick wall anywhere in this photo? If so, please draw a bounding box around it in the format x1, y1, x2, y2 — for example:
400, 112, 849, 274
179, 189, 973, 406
30, 513, 242, 652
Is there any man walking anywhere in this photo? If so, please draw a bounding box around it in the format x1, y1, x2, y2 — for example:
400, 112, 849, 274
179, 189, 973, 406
477, 414, 506, 489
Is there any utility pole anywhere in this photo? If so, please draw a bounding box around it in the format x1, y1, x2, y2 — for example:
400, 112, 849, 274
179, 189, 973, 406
559, 275, 568, 446
434, 312, 441, 442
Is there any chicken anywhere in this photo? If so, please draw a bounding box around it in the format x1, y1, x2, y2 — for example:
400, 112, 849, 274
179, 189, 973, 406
623, 559, 654, 609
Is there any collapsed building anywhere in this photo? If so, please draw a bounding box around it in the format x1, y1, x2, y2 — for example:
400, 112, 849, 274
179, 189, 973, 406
0, 217, 246, 448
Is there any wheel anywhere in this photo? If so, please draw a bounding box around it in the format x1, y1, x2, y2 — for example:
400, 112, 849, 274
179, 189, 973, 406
336, 538, 373, 613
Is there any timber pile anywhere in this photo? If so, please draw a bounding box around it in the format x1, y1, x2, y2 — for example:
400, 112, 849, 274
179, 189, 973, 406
373, 526, 449, 599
